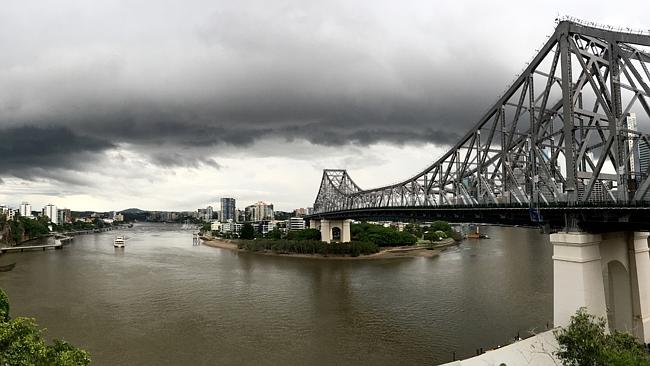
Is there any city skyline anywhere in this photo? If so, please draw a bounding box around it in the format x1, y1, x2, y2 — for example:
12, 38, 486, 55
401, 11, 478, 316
1, 0, 649, 212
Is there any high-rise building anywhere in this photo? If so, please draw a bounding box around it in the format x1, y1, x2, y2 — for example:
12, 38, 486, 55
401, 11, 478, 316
19, 202, 32, 218
640, 142, 650, 177
253, 201, 274, 221
244, 205, 255, 222
58, 208, 72, 224
627, 113, 640, 177
0, 205, 9, 218
43, 204, 58, 224
205, 206, 213, 221
220, 198, 236, 222
293, 208, 308, 217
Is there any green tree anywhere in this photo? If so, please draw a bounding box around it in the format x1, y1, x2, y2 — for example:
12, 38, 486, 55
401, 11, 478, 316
404, 223, 423, 238
286, 229, 321, 241
0, 289, 90, 365
201, 223, 212, 234
554, 308, 650, 366
423, 231, 437, 243
267, 228, 283, 240
0, 289, 8, 322
430, 221, 452, 233
351, 223, 417, 246
240, 223, 255, 239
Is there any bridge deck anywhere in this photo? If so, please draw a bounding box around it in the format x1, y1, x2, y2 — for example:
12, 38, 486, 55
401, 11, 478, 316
306, 204, 650, 231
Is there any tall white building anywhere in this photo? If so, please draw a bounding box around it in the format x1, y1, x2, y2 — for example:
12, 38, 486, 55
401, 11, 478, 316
43, 204, 58, 224
253, 201, 274, 221
19, 202, 32, 218
627, 113, 640, 176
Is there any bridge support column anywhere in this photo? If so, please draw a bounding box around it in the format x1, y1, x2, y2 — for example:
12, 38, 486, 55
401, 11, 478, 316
552, 231, 650, 342
551, 232, 607, 329
341, 219, 352, 243
320, 220, 331, 243
630, 232, 650, 343
317, 219, 352, 243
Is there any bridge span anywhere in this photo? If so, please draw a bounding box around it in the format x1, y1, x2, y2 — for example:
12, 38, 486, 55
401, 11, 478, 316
307, 19, 650, 345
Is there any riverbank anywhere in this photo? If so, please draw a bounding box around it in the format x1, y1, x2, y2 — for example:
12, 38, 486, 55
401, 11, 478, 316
200, 237, 444, 260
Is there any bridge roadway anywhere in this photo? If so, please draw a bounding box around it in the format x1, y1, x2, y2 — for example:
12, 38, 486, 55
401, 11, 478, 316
306, 203, 650, 232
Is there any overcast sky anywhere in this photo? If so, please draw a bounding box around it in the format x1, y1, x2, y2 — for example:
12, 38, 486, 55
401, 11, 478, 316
0, 0, 648, 212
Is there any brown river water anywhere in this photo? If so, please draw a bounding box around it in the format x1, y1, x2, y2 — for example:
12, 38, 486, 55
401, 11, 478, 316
0, 223, 552, 365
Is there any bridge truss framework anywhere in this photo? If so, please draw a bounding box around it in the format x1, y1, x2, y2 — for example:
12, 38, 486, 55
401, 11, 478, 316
312, 21, 650, 229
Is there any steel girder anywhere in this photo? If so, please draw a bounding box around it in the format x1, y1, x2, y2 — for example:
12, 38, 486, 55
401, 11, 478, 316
313, 21, 650, 214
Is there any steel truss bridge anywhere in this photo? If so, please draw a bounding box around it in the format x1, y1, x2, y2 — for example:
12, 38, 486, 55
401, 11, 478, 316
309, 20, 650, 230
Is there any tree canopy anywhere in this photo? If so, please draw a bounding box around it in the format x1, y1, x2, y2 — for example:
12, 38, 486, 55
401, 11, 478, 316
555, 308, 650, 366
351, 223, 416, 246
240, 223, 255, 239
286, 228, 321, 241
0, 289, 90, 365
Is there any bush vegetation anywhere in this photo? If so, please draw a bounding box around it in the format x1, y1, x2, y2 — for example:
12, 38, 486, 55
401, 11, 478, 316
555, 307, 650, 365
351, 223, 417, 246
285, 228, 321, 241
0, 289, 90, 365
424, 221, 463, 242
237, 240, 378, 257
0, 215, 51, 245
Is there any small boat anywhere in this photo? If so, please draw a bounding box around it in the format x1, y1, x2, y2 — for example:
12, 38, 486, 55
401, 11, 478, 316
466, 226, 489, 239
0, 263, 16, 272
114, 236, 126, 248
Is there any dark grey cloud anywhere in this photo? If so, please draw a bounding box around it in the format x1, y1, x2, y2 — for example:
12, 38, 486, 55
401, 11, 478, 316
0, 125, 114, 179
1, 0, 646, 180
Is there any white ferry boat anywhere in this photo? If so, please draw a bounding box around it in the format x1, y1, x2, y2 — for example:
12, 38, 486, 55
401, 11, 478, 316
114, 235, 126, 248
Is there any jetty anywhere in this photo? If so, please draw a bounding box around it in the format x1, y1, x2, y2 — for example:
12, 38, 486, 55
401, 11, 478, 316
1, 242, 63, 253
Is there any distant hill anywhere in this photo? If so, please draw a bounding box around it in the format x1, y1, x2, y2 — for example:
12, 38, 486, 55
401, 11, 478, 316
120, 208, 147, 214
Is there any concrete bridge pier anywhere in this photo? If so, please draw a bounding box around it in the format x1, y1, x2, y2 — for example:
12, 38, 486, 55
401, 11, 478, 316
551, 231, 650, 343
309, 219, 352, 243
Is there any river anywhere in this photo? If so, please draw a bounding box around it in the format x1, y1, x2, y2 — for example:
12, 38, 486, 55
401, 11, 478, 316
0, 223, 552, 365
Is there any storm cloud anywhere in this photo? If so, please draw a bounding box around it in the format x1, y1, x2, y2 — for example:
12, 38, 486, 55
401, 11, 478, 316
0, 125, 113, 176
0, 0, 542, 176
1, 0, 649, 210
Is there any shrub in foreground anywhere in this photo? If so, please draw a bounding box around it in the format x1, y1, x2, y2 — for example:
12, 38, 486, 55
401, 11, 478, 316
554, 307, 650, 366
0, 288, 90, 365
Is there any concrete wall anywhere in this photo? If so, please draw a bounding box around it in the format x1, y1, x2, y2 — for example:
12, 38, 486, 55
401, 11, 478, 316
439, 331, 559, 366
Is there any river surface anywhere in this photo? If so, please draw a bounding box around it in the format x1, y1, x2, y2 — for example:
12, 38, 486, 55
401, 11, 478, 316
0, 223, 552, 365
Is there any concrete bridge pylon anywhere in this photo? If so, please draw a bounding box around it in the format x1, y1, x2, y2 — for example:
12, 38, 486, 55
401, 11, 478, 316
309, 219, 352, 243
551, 231, 650, 343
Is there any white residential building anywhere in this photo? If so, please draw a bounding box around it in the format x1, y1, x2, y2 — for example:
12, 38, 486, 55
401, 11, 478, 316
220, 220, 242, 235
253, 201, 274, 221
288, 217, 306, 231
6, 209, 17, 221
19, 202, 32, 218
257, 220, 275, 235
210, 221, 221, 231
43, 204, 58, 224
